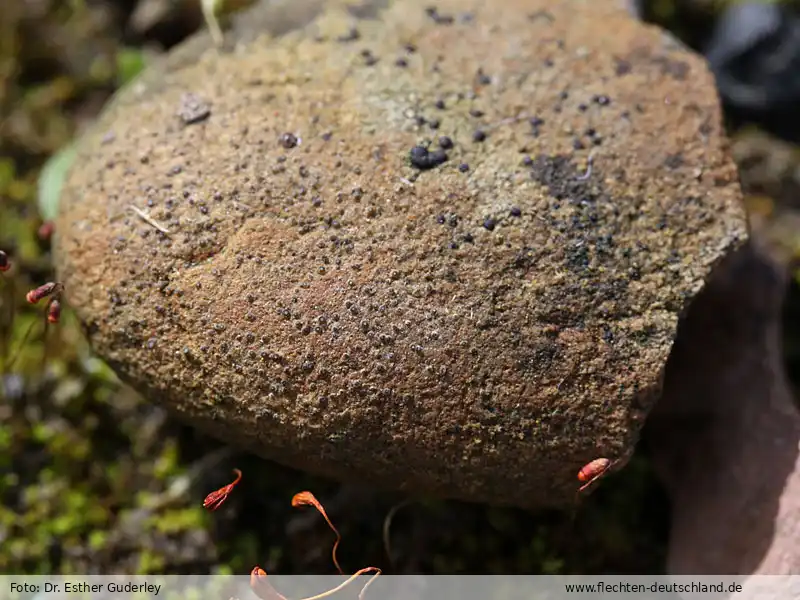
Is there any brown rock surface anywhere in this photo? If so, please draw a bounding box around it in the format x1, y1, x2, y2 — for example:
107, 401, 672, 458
55, 0, 747, 508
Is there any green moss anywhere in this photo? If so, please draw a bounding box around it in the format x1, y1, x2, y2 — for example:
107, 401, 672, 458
149, 507, 206, 535
115, 48, 147, 86
137, 550, 166, 574
88, 529, 107, 551
154, 440, 181, 480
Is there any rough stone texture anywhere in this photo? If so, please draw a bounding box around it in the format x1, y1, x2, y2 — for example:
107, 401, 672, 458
55, 0, 747, 508
648, 241, 800, 574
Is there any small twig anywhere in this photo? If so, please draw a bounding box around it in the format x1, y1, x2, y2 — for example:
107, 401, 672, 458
128, 205, 171, 235
576, 151, 595, 181
487, 112, 530, 131
201, 0, 224, 47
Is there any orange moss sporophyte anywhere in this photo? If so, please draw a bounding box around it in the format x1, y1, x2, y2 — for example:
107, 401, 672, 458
291, 491, 344, 575
577, 457, 613, 492
202, 468, 242, 511
27, 282, 63, 325
38, 221, 55, 242
47, 299, 61, 324
5, 280, 65, 370
250, 565, 381, 600
26, 281, 62, 305
202, 472, 381, 599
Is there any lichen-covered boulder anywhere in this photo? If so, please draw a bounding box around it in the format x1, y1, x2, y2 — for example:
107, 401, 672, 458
55, 0, 747, 508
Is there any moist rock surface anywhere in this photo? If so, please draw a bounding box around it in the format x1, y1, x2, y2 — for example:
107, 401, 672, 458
56, 0, 747, 507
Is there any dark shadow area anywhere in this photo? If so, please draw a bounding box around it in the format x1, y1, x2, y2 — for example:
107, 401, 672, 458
644, 242, 800, 573
781, 276, 800, 404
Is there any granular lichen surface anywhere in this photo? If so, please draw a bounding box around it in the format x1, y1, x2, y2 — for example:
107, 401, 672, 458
56, 0, 747, 507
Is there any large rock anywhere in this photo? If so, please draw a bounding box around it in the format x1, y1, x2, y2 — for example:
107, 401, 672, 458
55, 0, 747, 508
